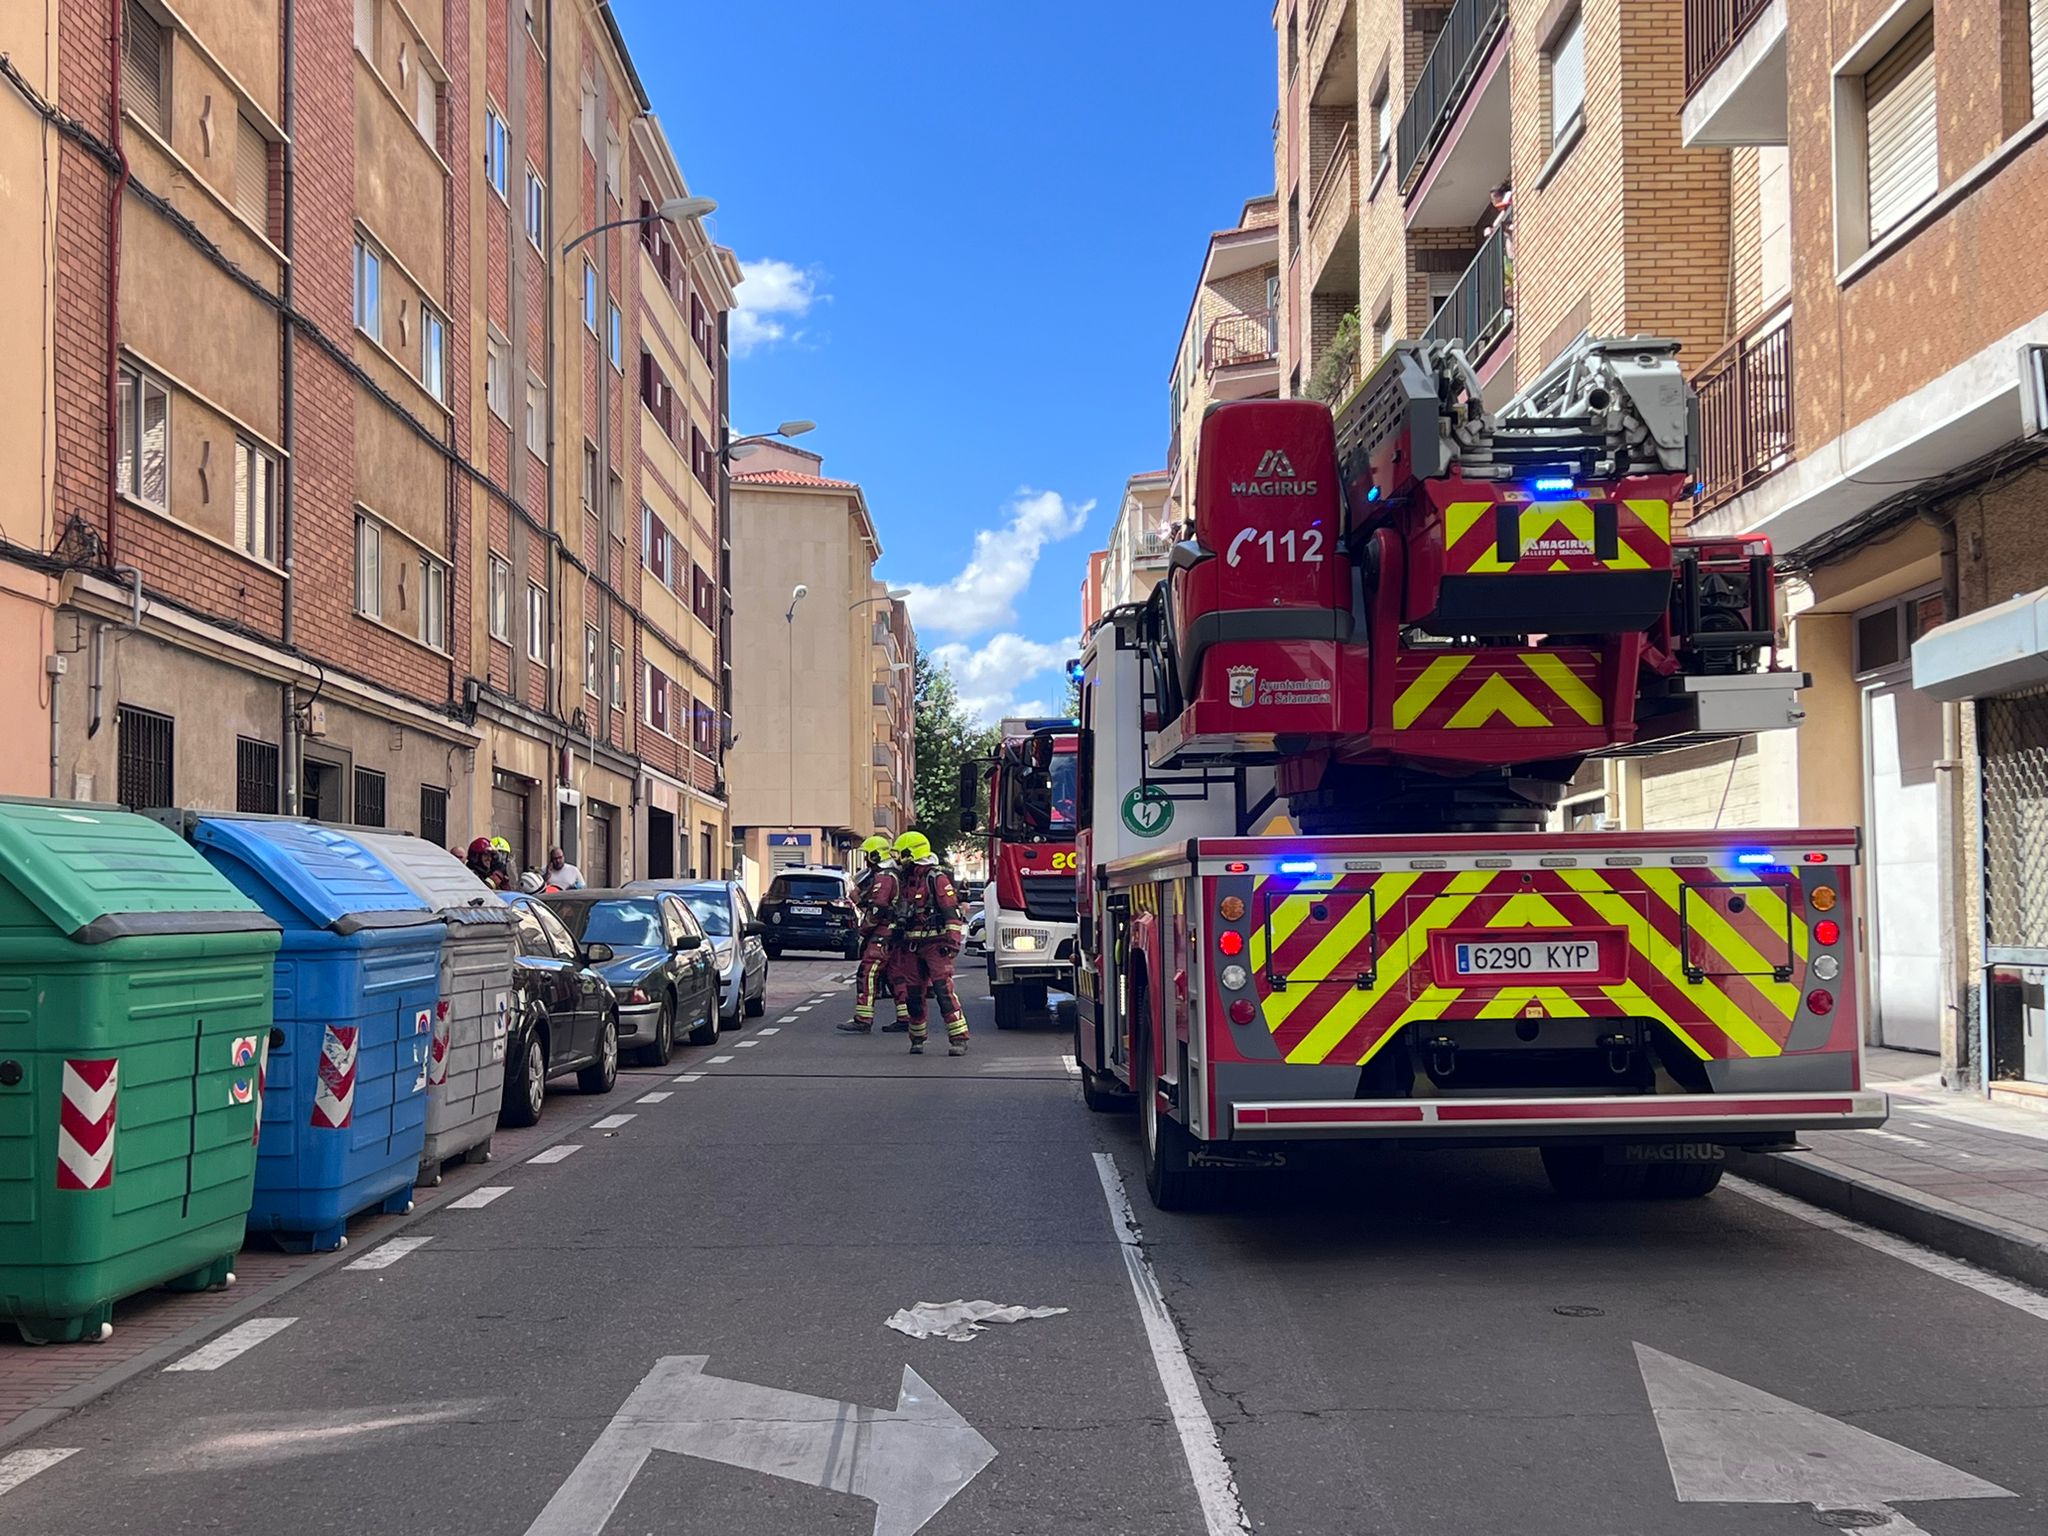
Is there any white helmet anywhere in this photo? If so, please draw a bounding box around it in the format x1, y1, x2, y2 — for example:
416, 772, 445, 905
518, 871, 544, 894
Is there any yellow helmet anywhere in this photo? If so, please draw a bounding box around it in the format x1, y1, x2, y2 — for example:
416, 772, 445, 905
893, 830, 933, 862
489, 836, 511, 854
860, 835, 890, 859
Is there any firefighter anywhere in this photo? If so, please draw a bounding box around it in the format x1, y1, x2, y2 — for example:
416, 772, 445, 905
886, 830, 969, 1056
838, 836, 904, 1035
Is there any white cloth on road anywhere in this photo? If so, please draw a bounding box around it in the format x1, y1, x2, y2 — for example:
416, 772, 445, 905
885, 1299, 1069, 1343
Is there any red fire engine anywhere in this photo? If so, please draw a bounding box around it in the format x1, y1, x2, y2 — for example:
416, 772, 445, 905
1072, 336, 1884, 1209
960, 719, 1081, 1030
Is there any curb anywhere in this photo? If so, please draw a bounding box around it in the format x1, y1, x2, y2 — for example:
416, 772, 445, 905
1730, 1148, 2048, 1294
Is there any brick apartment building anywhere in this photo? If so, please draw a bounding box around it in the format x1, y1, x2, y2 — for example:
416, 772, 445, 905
0, 0, 735, 883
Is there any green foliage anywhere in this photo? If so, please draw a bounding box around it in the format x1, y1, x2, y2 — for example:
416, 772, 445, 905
911, 645, 998, 858
1307, 309, 1361, 404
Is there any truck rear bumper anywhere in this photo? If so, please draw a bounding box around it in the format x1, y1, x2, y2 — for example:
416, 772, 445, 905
1227, 1090, 1888, 1140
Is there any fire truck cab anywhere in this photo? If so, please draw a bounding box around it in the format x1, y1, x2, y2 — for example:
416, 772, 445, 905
959, 719, 1081, 1030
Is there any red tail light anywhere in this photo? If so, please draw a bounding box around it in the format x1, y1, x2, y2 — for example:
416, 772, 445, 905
1218, 930, 1245, 957
1228, 999, 1256, 1025
1806, 988, 1835, 1016
1814, 920, 1840, 947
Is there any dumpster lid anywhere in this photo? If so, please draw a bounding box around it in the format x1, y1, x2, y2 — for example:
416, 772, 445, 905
342, 828, 520, 925
0, 797, 280, 945
176, 815, 440, 935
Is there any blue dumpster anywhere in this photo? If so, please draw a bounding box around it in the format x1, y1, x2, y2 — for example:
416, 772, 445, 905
168, 815, 442, 1253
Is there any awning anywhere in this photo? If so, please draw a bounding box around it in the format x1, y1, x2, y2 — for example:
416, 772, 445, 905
1913, 586, 2048, 701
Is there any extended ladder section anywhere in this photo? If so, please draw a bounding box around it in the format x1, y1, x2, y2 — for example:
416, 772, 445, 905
1150, 336, 1807, 806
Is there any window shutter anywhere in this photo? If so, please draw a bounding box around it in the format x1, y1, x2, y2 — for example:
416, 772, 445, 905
236, 115, 268, 229
123, 1, 164, 133
1865, 13, 1938, 242
2032, 0, 2048, 116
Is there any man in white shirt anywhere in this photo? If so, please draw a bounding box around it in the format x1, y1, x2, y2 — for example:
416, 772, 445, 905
544, 846, 585, 891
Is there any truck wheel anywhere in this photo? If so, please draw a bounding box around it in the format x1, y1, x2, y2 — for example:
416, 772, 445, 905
1137, 1007, 1202, 1210
1021, 982, 1048, 1015
1644, 1161, 1725, 1198
1540, 1145, 1648, 1199
993, 985, 1028, 1031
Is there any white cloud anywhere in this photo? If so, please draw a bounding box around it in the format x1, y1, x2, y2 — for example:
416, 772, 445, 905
898, 490, 1093, 638
732, 258, 821, 357
930, 633, 1077, 728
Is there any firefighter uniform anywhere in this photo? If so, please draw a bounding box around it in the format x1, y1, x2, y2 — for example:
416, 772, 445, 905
841, 837, 902, 1033
886, 832, 969, 1055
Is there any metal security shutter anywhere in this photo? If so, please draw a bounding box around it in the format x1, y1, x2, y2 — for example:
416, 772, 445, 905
419, 784, 449, 849
117, 705, 174, 811
2032, 0, 2048, 117
353, 768, 387, 828
1983, 687, 2048, 952
236, 115, 268, 230
236, 737, 279, 813
1865, 14, 1938, 242
122, 0, 165, 134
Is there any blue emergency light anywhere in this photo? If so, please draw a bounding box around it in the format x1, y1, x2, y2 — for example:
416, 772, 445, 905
1734, 851, 1774, 866
1278, 859, 1318, 875
1532, 476, 1575, 493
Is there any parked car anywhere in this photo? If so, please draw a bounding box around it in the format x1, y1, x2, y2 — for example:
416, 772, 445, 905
758, 868, 861, 960
966, 910, 986, 951
539, 889, 722, 1065
499, 892, 623, 1127
631, 879, 769, 1026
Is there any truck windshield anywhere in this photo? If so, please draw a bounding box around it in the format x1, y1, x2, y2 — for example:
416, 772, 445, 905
1001, 748, 1077, 839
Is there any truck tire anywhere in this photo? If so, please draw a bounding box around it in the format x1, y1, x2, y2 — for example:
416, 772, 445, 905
1137, 999, 1203, 1210
1643, 1160, 1725, 1199
1540, 1145, 1649, 1199
993, 984, 1028, 1031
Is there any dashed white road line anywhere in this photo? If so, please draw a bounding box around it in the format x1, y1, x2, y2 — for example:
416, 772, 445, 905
449, 1185, 513, 1210
346, 1236, 432, 1272
672, 1073, 705, 1083
163, 1317, 297, 1373
591, 1113, 636, 1130
528, 1144, 581, 1164
707, 1054, 734, 1064
734, 1040, 759, 1048
794, 1006, 814, 1014
1091, 1153, 1252, 1536
0, 1448, 78, 1498
757, 1027, 780, 1036
777, 1015, 798, 1023
637, 1091, 673, 1104
1863, 1129, 1930, 1148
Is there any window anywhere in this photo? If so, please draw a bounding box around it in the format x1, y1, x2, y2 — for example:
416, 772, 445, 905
353, 0, 377, 56
1372, 307, 1394, 362
690, 292, 714, 361
485, 105, 509, 197
607, 472, 624, 540
236, 115, 269, 231
488, 554, 510, 641
122, 0, 166, 134
233, 438, 276, 562
691, 428, 716, 493
580, 79, 598, 152
583, 261, 599, 333
1371, 83, 1391, 179
1546, 10, 1585, 151
524, 0, 544, 46
645, 664, 670, 733
486, 333, 508, 420
584, 623, 601, 694
608, 300, 623, 369
524, 167, 546, 248
117, 705, 173, 811
582, 439, 599, 508
606, 134, 621, 199
353, 237, 382, 340
527, 582, 548, 663
642, 505, 670, 585
1864, 14, 1938, 243
353, 768, 387, 828
415, 69, 437, 144
1854, 586, 1946, 676
525, 374, 547, 458
610, 642, 624, 705
2034, 0, 2048, 117
422, 308, 446, 402
236, 737, 280, 814
692, 564, 717, 626
355, 516, 382, 618
116, 364, 170, 510
640, 350, 673, 435
420, 555, 446, 650
420, 783, 449, 848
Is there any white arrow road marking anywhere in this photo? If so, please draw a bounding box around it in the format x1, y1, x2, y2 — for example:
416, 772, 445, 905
0, 1448, 78, 1498
449, 1186, 513, 1209
591, 1114, 635, 1130
521, 1355, 996, 1536
1092, 1154, 1252, 1536
1636, 1344, 2013, 1533
529, 1144, 582, 1164
165, 1318, 296, 1372
346, 1236, 431, 1271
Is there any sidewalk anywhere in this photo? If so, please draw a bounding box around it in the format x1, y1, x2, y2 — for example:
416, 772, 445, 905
1731, 1047, 2048, 1291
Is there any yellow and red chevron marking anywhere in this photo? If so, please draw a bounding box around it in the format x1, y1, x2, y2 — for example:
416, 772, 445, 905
56, 1057, 118, 1191
1443, 497, 1673, 576
1241, 867, 1807, 1067
1391, 650, 1605, 731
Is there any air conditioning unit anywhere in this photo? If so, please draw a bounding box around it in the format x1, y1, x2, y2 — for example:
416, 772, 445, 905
2024, 344, 2048, 438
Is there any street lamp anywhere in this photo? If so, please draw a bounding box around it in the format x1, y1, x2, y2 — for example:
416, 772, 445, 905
560, 195, 718, 260
785, 584, 807, 846
849, 586, 913, 611
722, 420, 817, 466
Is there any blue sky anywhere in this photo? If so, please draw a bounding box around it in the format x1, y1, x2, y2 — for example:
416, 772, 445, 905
615, 0, 1277, 721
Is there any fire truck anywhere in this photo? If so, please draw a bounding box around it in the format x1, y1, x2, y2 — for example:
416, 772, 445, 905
960, 719, 1080, 1031
1072, 336, 1886, 1209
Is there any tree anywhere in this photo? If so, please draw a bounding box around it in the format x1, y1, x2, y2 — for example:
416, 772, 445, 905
912, 645, 997, 858
1061, 666, 1082, 723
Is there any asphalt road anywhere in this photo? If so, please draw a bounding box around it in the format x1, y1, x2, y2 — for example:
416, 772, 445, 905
4, 953, 2046, 1535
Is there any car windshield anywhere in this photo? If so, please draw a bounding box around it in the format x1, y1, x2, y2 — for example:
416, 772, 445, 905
680, 890, 731, 936
553, 898, 665, 949
773, 876, 845, 903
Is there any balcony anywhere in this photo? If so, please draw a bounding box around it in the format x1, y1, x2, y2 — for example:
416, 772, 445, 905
1306, 123, 1359, 287
1693, 302, 1793, 515
1304, 0, 1356, 109
1397, 0, 1508, 209
1681, 0, 1787, 147
1204, 309, 1279, 401
1418, 221, 1512, 371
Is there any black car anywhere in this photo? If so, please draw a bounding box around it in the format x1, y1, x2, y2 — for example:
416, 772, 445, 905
499, 893, 623, 1127
758, 868, 861, 959
540, 889, 722, 1065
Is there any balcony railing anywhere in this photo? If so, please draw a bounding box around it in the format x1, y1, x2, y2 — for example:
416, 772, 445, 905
1418, 222, 1511, 361
1684, 0, 1775, 97
1694, 302, 1793, 514
1204, 309, 1278, 375
1396, 0, 1507, 192
1308, 122, 1357, 230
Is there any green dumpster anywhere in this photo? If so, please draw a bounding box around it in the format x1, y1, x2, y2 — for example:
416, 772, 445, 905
0, 798, 282, 1344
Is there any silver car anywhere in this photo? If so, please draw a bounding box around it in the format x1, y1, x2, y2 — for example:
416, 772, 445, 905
630, 879, 768, 1026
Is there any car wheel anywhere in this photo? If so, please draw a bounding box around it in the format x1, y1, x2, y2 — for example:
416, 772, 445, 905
501, 1027, 546, 1127
743, 978, 766, 1018
686, 988, 719, 1046
577, 1013, 619, 1094
641, 997, 675, 1067
766, 943, 783, 960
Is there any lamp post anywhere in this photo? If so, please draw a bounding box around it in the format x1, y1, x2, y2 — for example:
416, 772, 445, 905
721, 419, 817, 467
560, 195, 717, 260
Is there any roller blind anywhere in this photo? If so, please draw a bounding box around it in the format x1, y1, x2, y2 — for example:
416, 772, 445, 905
1864, 13, 1938, 242
235, 115, 267, 229
122, 0, 164, 133
2032, 0, 2047, 117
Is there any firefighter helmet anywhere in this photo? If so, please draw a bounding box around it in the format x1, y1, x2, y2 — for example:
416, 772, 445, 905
893, 830, 933, 863
860, 834, 890, 860
489, 836, 511, 854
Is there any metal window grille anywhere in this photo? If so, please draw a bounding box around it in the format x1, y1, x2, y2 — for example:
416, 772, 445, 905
235, 736, 280, 814
1983, 688, 2048, 952
117, 705, 174, 810
354, 768, 388, 828
420, 783, 449, 848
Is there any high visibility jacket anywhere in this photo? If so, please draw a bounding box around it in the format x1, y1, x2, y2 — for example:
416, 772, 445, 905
896, 863, 964, 944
